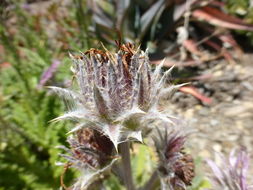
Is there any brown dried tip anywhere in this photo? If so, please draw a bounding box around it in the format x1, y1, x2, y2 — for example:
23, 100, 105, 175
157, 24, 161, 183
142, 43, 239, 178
82, 42, 138, 87
174, 152, 195, 186
84, 48, 109, 62
83, 42, 137, 69
157, 132, 195, 189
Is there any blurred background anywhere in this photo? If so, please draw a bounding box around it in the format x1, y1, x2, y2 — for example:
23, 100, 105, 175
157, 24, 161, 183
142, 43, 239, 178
0, 0, 253, 189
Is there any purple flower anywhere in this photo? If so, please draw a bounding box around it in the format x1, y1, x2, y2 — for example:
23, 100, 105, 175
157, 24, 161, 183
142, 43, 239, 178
51, 43, 185, 189
207, 148, 253, 190
50, 44, 183, 149
153, 128, 195, 190
38, 59, 61, 89
21, 3, 31, 11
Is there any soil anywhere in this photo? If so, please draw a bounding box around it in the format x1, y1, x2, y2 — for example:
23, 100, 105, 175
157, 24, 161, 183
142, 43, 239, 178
168, 54, 253, 177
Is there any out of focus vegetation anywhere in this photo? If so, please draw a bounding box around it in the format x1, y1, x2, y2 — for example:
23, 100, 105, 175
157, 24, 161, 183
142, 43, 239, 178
0, 0, 252, 189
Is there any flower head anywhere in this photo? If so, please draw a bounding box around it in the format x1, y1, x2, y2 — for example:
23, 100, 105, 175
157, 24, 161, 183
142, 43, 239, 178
51, 43, 183, 189
38, 59, 61, 89
153, 127, 195, 190
207, 148, 253, 190
67, 128, 114, 168
51, 43, 182, 149
58, 129, 115, 190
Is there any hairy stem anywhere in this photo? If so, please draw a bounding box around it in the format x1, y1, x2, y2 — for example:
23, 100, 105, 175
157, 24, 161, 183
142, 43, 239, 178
111, 163, 124, 184
119, 142, 135, 190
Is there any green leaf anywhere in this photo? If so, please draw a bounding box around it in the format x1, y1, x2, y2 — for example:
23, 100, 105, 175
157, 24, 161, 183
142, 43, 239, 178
132, 144, 154, 186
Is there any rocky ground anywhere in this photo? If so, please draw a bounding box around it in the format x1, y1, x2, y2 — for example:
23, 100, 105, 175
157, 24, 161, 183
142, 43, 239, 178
168, 54, 253, 177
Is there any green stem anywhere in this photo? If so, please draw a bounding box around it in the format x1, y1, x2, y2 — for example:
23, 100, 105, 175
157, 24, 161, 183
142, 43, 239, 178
119, 142, 135, 190
140, 171, 159, 190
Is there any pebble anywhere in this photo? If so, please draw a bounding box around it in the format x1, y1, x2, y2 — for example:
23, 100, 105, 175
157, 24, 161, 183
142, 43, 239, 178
210, 120, 219, 126
213, 144, 222, 152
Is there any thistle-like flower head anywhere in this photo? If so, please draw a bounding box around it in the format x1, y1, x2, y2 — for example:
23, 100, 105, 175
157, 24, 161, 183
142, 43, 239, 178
51, 43, 184, 189
58, 128, 115, 190
51, 43, 182, 149
153, 127, 195, 190
207, 148, 253, 190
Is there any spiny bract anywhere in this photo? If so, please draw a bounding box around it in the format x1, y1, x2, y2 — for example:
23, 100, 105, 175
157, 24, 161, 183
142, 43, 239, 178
51, 43, 183, 149
153, 128, 194, 190
51, 43, 185, 189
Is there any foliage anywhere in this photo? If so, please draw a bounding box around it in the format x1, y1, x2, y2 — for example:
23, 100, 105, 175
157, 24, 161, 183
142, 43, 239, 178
84, 0, 253, 104
0, 0, 252, 189
0, 1, 86, 189
225, 0, 253, 45
50, 42, 217, 190
87, 0, 253, 65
